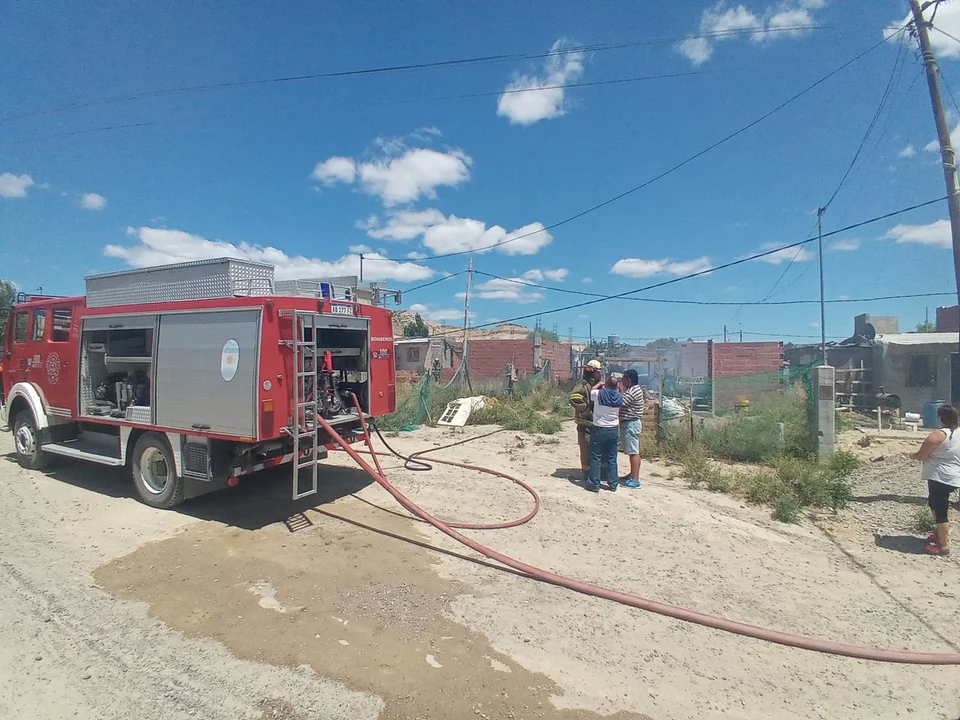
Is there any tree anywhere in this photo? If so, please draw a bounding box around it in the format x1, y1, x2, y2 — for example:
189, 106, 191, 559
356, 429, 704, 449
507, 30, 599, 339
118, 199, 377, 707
916, 320, 937, 333
527, 329, 560, 342
0, 280, 14, 347
402, 313, 430, 338
644, 337, 677, 348
587, 339, 630, 357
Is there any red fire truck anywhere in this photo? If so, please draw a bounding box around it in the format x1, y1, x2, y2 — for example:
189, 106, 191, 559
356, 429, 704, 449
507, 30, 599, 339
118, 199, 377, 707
0, 258, 397, 509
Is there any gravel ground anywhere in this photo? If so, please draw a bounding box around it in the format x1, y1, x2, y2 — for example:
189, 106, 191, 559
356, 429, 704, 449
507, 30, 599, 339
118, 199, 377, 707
2, 423, 959, 720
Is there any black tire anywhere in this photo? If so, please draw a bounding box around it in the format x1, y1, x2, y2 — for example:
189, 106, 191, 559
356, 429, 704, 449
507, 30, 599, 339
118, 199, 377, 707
131, 433, 185, 509
12, 410, 48, 470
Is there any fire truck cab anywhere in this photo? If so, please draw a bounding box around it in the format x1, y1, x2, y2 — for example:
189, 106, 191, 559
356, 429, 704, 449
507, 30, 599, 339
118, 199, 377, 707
0, 258, 397, 509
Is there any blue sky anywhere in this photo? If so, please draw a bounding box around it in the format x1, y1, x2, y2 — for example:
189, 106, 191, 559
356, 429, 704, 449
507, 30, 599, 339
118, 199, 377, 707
3, 0, 960, 343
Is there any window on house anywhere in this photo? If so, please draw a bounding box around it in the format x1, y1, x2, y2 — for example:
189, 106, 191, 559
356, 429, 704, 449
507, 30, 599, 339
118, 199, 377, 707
906, 354, 936, 388
407, 347, 420, 362
51, 307, 72, 342
14, 312, 28, 343
31, 309, 47, 341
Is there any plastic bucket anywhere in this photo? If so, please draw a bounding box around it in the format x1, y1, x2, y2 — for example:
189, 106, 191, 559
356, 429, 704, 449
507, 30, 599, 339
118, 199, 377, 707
923, 400, 946, 429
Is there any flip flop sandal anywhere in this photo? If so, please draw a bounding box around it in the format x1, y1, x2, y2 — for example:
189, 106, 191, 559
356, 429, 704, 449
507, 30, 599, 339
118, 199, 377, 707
925, 542, 951, 556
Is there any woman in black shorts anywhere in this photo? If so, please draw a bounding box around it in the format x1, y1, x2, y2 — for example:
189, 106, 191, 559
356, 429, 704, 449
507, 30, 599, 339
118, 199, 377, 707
909, 405, 960, 556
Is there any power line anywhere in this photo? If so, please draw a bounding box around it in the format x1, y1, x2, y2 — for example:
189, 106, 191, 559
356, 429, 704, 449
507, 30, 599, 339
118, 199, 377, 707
383, 32, 894, 262
741, 24, 908, 314
470, 271, 953, 306
7, 70, 709, 147
823, 26, 907, 213
2, 25, 822, 124
426, 195, 948, 337
401, 270, 464, 294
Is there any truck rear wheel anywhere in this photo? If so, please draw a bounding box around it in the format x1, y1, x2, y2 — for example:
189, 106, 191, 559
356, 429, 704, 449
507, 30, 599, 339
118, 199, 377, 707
131, 433, 185, 509
13, 410, 48, 470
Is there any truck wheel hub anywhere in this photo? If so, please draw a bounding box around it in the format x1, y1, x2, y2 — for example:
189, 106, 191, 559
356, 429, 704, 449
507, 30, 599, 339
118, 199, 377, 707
140, 447, 169, 494
15, 425, 36, 457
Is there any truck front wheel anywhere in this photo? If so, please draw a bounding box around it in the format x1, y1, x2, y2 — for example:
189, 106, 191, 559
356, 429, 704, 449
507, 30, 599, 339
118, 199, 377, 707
131, 433, 185, 509
13, 410, 48, 470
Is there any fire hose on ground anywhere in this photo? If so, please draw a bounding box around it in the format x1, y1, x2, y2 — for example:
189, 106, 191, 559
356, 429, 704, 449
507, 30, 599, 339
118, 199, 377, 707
320, 405, 960, 665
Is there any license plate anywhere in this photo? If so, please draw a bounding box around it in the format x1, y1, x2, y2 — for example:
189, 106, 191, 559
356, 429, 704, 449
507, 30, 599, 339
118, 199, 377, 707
330, 303, 355, 316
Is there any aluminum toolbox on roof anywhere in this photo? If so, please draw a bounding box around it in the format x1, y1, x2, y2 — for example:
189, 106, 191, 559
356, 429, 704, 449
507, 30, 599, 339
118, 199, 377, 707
85, 258, 275, 307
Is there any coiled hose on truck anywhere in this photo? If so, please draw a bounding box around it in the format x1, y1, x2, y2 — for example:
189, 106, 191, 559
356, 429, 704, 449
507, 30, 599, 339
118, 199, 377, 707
322, 411, 960, 665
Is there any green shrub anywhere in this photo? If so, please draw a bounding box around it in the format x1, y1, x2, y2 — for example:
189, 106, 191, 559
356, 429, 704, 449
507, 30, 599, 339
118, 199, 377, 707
773, 497, 801, 523
699, 394, 813, 463
915, 508, 936, 534
826, 450, 861, 479
742, 469, 790, 505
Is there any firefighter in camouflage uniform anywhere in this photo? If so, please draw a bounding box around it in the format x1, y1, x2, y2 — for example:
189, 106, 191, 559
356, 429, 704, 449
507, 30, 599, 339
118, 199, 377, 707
569, 359, 603, 479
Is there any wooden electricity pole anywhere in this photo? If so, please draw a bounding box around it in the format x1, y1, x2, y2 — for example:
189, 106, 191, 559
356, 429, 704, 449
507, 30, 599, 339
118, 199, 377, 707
910, 0, 960, 335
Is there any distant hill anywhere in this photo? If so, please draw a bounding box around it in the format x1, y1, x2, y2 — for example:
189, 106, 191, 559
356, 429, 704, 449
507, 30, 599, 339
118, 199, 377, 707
391, 309, 537, 341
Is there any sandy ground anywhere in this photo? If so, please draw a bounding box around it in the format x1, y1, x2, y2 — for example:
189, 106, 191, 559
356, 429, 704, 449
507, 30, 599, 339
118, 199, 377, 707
1, 422, 959, 720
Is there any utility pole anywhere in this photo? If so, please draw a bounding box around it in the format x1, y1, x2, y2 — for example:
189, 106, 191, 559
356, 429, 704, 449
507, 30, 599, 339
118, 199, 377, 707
817, 206, 827, 364
911, 0, 960, 343
358, 254, 364, 284
588, 321, 593, 349
723, 325, 728, 343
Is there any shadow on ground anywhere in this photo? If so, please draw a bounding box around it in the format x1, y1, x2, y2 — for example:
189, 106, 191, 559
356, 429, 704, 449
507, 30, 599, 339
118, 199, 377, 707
873, 533, 930, 555
852, 493, 928, 506
3, 452, 375, 531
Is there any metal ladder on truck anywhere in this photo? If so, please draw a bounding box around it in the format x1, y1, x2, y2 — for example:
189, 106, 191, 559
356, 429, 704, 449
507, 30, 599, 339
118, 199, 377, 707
279, 310, 321, 500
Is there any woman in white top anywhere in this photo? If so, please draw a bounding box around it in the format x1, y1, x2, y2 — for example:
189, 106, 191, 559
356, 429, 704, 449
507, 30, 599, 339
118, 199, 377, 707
909, 404, 960, 556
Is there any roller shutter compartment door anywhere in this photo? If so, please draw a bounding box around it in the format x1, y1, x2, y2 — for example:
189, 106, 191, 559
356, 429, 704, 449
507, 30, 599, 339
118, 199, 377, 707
155, 310, 260, 437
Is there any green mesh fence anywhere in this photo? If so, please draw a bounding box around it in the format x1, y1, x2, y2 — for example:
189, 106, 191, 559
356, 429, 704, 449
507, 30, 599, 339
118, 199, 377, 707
379, 373, 433, 431
379, 360, 560, 432
660, 360, 820, 413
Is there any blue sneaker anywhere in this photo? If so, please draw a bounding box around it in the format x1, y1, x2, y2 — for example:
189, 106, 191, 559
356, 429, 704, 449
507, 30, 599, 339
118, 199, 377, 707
621, 478, 641, 489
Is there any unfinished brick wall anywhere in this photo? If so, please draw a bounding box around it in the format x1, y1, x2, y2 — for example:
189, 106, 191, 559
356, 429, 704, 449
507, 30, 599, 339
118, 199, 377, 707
446, 339, 574, 381
709, 341, 784, 409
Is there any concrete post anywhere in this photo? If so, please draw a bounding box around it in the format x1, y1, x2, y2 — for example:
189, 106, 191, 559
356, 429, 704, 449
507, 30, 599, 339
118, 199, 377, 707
814, 365, 836, 457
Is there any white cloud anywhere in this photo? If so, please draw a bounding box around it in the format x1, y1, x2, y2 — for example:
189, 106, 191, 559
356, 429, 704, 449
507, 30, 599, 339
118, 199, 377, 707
348, 244, 372, 253
677, 1, 822, 65
312, 142, 471, 206
610, 256, 713, 278
887, 2, 960, 59
365, 209, 448, 241
828, 238, 860, 251
459, 275, 545, 304
106, 227, 434, 283
497, 38, 585, 125
406, 251, 428, 260
898, 144, 916, 158
364, 210, 553, 256
0, 172, 35, 198
544, 268, 569, 282
311, 156, 356, 185
581, 277, 593, 284
407, 303, 470, 323
884, 220, 951, 249
80, 192, 106, 210
756, 243, 814, 264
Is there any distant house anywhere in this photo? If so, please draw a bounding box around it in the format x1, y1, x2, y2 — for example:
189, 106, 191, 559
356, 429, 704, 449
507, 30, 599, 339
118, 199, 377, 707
394, 338, 455, 375
873, 333, 960, 413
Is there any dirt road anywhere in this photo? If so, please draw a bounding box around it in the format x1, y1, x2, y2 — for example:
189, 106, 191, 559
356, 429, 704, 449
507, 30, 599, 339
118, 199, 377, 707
1, 424, 958, 719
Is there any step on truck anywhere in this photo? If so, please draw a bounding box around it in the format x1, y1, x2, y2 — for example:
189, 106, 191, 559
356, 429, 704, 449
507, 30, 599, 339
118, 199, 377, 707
0, 258, 397, 509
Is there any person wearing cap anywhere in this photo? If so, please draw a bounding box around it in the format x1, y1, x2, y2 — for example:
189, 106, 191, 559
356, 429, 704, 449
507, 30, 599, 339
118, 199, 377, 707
569, 359, 603, 478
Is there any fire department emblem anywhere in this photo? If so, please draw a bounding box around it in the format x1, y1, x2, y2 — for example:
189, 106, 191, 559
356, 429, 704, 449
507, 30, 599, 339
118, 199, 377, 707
46, 353, 62, 385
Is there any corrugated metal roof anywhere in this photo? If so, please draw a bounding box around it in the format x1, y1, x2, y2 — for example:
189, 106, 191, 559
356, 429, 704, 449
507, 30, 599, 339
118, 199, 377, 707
875, 333, 960, 346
